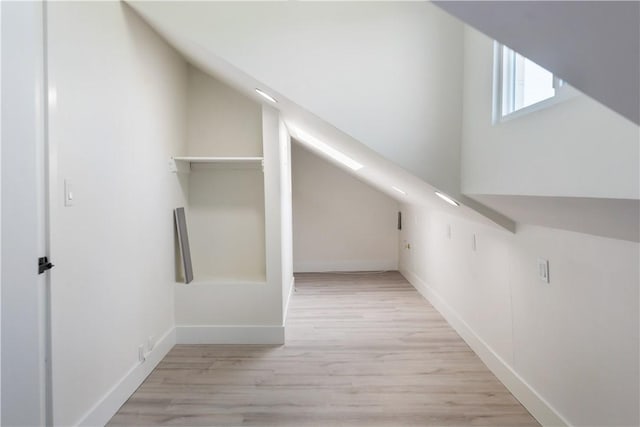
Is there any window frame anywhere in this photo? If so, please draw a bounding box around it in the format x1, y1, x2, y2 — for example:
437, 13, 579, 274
492, 41, 577, 124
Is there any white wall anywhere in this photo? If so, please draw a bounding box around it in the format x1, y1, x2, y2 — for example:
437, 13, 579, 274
434, 1, 640, 125
127, 1, 465, 199
185, 65, 265, 283
46, 3, 187, 425
409, 25, 640, 426
187, 66, 262, 157
187, 168, 266, 282
399, 211, 639, 425
292, 144, 399, 272
184, 65, 266, 284
262, 105, 285, 323
279, 120, 294, 320
173, 71, 286, 334
461, 27, 639, 200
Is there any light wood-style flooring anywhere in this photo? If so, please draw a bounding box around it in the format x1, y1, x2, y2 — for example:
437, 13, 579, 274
108, 272, 538, 426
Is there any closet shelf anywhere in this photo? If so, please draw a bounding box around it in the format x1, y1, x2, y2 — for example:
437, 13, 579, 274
170, 156, 264, 173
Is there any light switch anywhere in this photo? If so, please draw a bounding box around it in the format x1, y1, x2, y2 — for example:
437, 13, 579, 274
64, 179, 74, 207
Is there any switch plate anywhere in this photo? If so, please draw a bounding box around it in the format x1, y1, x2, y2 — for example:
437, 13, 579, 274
472, 234, 477, 251
447, 225, 452, 239
64, 179, 74, 206
537, 259, 550, 283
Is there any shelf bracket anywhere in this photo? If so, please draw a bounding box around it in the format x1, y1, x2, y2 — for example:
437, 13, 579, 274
169, 158, 191, 174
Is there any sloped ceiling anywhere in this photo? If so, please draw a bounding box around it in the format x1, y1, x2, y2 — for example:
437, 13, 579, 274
433, 0, 640, 125
125, 1, 468, 196
127, 1, 639, 241
127, 0, 515, 232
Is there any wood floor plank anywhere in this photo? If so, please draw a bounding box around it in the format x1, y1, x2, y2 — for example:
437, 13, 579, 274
108, 271, 538, 426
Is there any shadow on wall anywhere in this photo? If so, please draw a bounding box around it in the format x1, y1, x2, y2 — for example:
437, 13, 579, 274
470, 194, 640, 242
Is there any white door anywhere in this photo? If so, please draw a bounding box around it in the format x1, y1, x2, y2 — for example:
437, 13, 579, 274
1, 1, 50, 425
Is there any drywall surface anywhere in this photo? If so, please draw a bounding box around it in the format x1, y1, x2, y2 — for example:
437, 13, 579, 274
292, 144, 399, 272
262, 105, 285, 323
435, 1, 640, 125
129, 2, 515, 234
461, 27, 639, 200
471, 194, 639, 242
128, 1, 465, 198
187, 168, 266, 282
279, 120, 294, 319
47, 3, 187, 425
174, 73, 286, 329
187, 66, 262, 157
184, 65, 266, 285
399, 203, 639, 426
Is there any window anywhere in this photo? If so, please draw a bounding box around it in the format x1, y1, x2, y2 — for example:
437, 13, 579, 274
493, 42, 571, 122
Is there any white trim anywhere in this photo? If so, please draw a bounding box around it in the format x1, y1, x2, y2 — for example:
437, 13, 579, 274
294, 260, 397, 273
170, 157, 264, 173
76, 327, 176, 427
492, 42, 579, 125
400, 269, 570, 427
283, 276, 295, 326
491, 40, 504, 124
498, 84, 579, 123
176, 325, 285, 345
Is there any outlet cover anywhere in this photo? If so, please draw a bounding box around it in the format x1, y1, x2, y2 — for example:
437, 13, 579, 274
537, 259, 550, 283
64, 179, 74, 207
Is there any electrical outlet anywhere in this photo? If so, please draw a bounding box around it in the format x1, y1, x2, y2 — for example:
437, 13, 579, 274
147, 335, 155, 352
471, 234, 477, 251
64, 179, 75, 207
537, 259, 550, 283
138, 345, 146, 363
447, 225, 452, 239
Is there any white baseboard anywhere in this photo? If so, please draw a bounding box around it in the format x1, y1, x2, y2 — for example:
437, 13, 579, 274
294, 260, 397, 273
77, 327, 176, 427
176, 325, 285, 344
400, 269, 569, 427
284, 276, 295, 326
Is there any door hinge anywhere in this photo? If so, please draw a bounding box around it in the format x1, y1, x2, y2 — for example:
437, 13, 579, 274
38, 256, 54, 274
